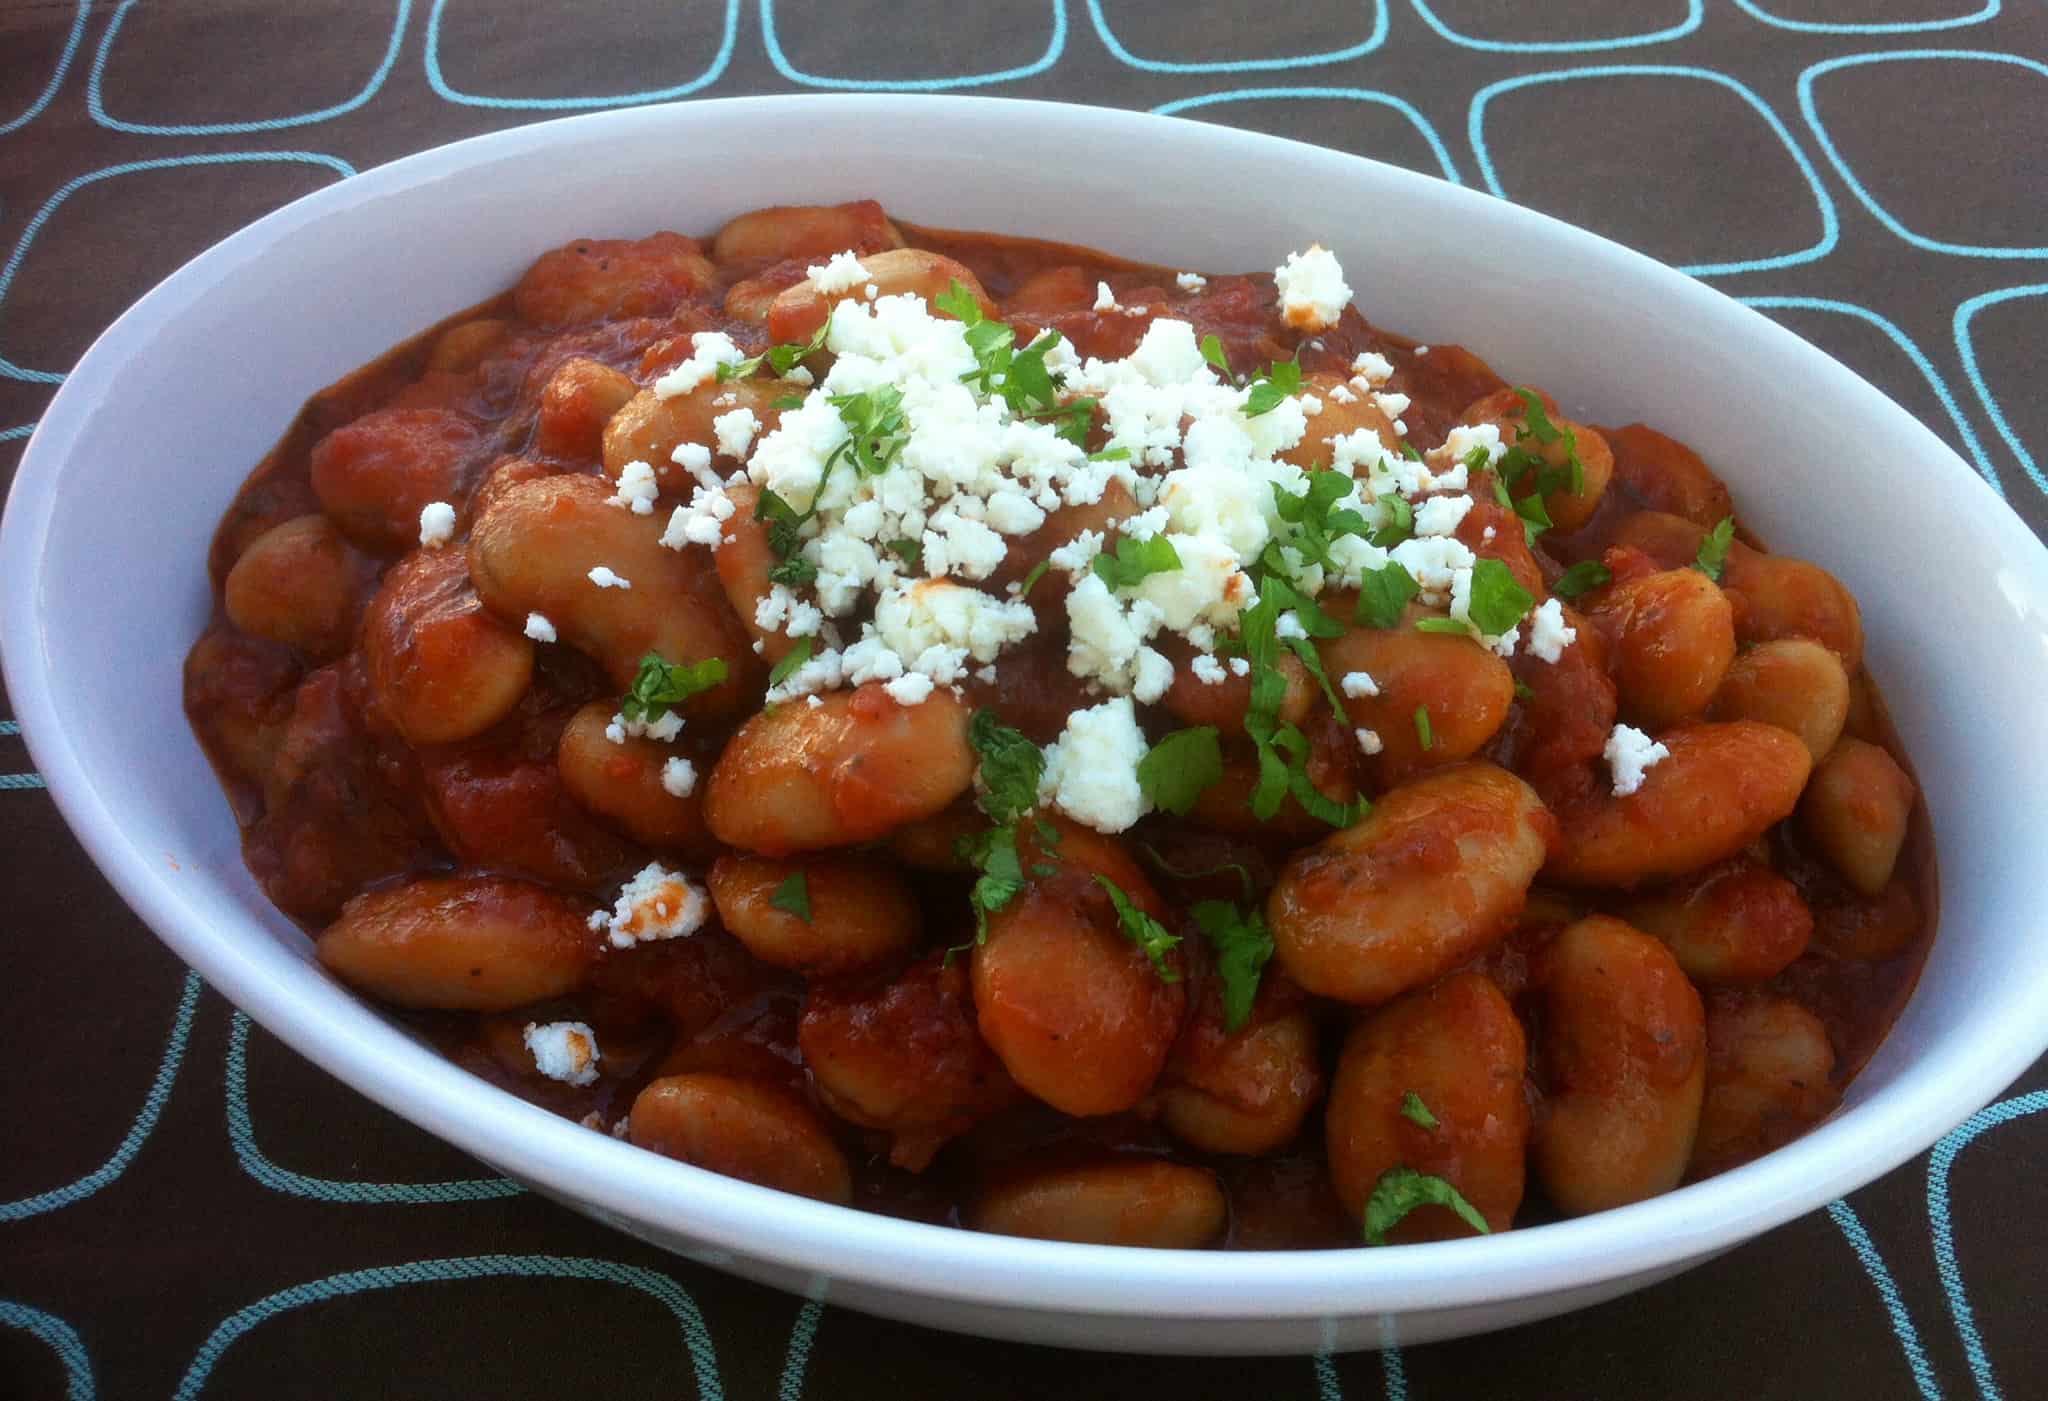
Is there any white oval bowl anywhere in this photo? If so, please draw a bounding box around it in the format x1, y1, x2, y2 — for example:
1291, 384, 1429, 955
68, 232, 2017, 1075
5, 95, 2046, 1355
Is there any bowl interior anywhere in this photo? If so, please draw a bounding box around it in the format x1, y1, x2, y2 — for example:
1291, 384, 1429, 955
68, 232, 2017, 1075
8, 94, 2048, 1327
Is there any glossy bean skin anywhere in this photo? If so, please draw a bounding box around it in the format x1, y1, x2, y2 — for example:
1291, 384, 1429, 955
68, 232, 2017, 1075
1708, 639, 1849, 763
1548, 722, 1811, 888
1691, 993, 1837, 1178
1530, 917, 1706, 1216
317, 876, 598, 1011
555, 701, 711, 850
707, 851, 921, 975
1583, 567, 1736, 732
767, 247, 996, 343
1317, 613, 1516, 783
1599, 423, 1733, 528
223, 514, 371, 660
711, 483, 800, 665
1268, 763, 1553, 1006
1619, 860, 1813, 982
512, 232, 716, 329
1156, 641, 1313, 736
533, 356, 638, 462
360, 548, 535, 746
1461, 389, 1615, 534
1811, 877, 1923, 961
709, 200, 902, 271
426, 317, 511, 373
309, 406, 483, 554
1280, 372, 1400, 471
1159, 979, 1322, 1157
968, 1158, 1225, 1248
704, 683, 975, 853
184, 629, 301, 809
467, 474, 757, 703
798, 953, 1014, 1170
1799, 738, 1917, 896
1325, 972, 1530, 1240
601, 378, 793, 497
1723, 552, 1864, 672
420, 747, 640, 891
628, 1072, 852, 1205
971, 823, 1186, 1117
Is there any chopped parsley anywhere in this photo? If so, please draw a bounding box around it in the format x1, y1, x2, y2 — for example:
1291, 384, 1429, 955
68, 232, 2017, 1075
1237, 575, 1367, 830
1363, 1166, 1490, 1246
1093, 533, 1183, 591
1191, 898, 1274, 1032
1243, 359, 1302, 417
769, 870, 811, 922
766, 637, 813, 688
1017, 558, 1052, 598
1267, 471, 1371, 577
1136, 727, 1223, 816
1369, 493, 1415, 549
829, 386, 911, 477
1552, 559, 1612, 600
958, 824, 1026, 945
939, 279, 1096, 447
885, 537, 922, 568
1355, 561, 1420, 629
1467, 558, 1535, 637
1399, 1092, 1441, 1131
1695, 516, 1735, 581
1414, 705, 1434, 751
1507, 386, 1586, 497
717, 317, 831, 384
968, 709, 1043, 825
621, 652, 728, 725
1094, 875, 1181, 982
1512, 489, 1554, 548
1200, 333, 1236, 383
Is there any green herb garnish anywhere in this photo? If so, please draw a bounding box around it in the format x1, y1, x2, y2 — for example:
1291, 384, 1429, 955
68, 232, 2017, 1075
1363, 1166, 1490, 1245
1094, 875, 1181, 982
1136, 727, 1223, 816
968, 709, 1044, 825
1695, 516, 1735, 581
1400, 1092, 1441, 1131
1093, 533, 1183, 592
770, 870, 811, 922
1191, 899, 1274, 1032
1552, 559, 1612, 600
1414, 705, 1434, 751
621, 652, 728, 724
1355, 561, 1420, 630
767, 638, 813, 688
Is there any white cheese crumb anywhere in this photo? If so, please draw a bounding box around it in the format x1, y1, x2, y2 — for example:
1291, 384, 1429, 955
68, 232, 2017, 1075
652, 331, 747, 399
523, 1021, 599, 1086
1327, 383, 1358, 405
1175, 272, 1207, 292
1414, 494, 1474, 538
1527, 598, 1578, 664
597, 862, 709, 948
1037, 697, 1151, 833
660, 756, 697, 797
607, 459, 660, 515
1094, 281, 1119, 312
1355, 727, 1384, 755
863, 283, 879, 301
1351, 352, 1394, 386
1604, 724, 1671, 797
1341, 670, 1379, 698
670, 440, 717, 487
1190, 653, 1228, 685
712, 407, 760, 462
417, 501, 456, 548
523, 612, 557, 644
806, 250, 869, 295
1275, 245, 1351, 333
884, 672, 936, 706
587, 566, 631, 590
1415, 345, 1430, 356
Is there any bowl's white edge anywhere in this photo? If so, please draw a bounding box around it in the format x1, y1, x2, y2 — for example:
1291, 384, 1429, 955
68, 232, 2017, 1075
5, 92, 2048, 1323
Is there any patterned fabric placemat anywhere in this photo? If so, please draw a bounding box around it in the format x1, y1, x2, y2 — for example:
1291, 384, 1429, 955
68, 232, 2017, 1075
3, 3, 2045, 1397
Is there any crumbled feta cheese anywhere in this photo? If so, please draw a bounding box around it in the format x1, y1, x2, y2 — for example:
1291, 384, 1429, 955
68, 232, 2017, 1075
1175, 272, 1207, 292
523, 1021, 600, 1086
1093, 281, 1118, 312
1341, 670, 1379, 698
883, 672, 936, 705
1527, 598, 1577, 664
1604, 724, 1671, 797
1327, 383, 1358, 405
653, 331, 747, 399
1276, 611, 1308, 641
596, 863, 709, 948
607, 460, 660, 515
417, 501, 456, 548
863, 283, 879, 301
1355, 728, 1384, 755
1190, 653, 1228, 685
806, 250, 869, 295
660, 756, 697, 797
1037, 698, 1151, 833
1415, 345, 1430, 356
1414, 494, 1474, 538
712, 407, 760, 461
1351, 352, 1394, 387
606, 709, 682, 745
1275, 246, 1351, 333
523, 612, 557, 644
671, 441, 717, 488
587, 566, 631, 590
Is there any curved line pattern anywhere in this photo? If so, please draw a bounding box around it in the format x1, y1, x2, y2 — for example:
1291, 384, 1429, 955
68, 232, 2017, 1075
1735, 0, 2000, 34
761, 0, 1068, 90
1928, 1089, 2048, 1401
1798, 51, 2048, 260
1824, 1199, 1943, 1400
0, 423, 34, 443
424, 0, 738, 109
0, 1300, 94, 1401
0, 972, 201, 1221
89, 0, 412, 134
1954, 284, 2048, 497
0, 152, 358, 385
1741, 294, 2005, 496
777, 1299, 824, 1401
1411, 0, 1702, 53
0, 0, 92, 137
1470, 65, 1839, 277
1086, 0, 1387, 73
226, 1012, 522, 1203
170, 1255, 723, 1400
1153, 87, 1462, 186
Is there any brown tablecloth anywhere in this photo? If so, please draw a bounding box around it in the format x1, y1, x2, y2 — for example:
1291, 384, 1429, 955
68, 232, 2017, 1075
4, 2, 2047, 1396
